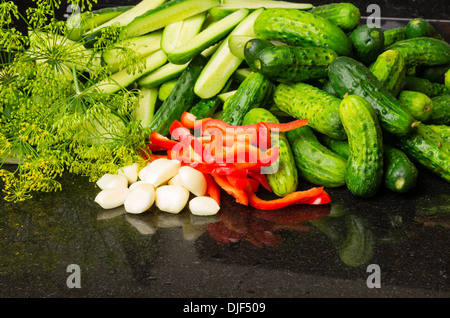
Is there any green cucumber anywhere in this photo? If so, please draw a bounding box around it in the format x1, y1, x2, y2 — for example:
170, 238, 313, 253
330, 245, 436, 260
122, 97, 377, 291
383, 145, 418, 193
405, 18, 444, 40
249, 44, 338, 83
122, 0, 220, 39
386, 37, 450, 67
138, 62, 189, 88
233, 67, 252, 83
328, 56, 416, 136
320, 135, 350, 159
194, 8, 264, 99
189, 97, 221, 119
339, 95, 384, 198
219, 0, 313, 10
398, 90, 434, 122
349, 24, 385, 65
396, 123, 450, 182
135, 86, 159, 128
428, 94, 450, 125
369, 49, 406, 97
243, 38, 275, 72
253, 8, 352, 56
416, 64, 450, 84
273, 82, 346, 140
219, 72, 274, 126
228, 34, 255, 59
428, 124, 450, 143
102, 31, 162, 73
309, 2, 361, 33
286, 126, 347, 188
383, 27, 406, 47
401, 76, 450, 97
148, 54, 206, 136
243, 108, 299, 197
446, 69, 450, 88
158, 78, 178, 101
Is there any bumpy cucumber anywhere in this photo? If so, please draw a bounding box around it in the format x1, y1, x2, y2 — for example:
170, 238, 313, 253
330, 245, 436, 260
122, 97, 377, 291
398, 90, 434, 122
243, 38, 275, 72
428, 124, 450, 143
242, 108, 299, 197
148, 54, 206, 136
189, 97, 220, 119
339, 95, 384, 198
405, 18, 444, 40
369, 49, 406, 97
329, 56, 416, 136
428, 94, 450, 125
383, 145, 418, 193
396, 123, 450, 182
349, 24, 385, 65
386, 37, 450, 67
320, 135, 350, 159
249, 44, 338, 83
253, 8, 352, 56
383, 27, 406, 47
401, 76, 450, 97
273, 82, 346, 140
286, 126, 347, 188
219, 72, 274, 126
309, 2, 361, 32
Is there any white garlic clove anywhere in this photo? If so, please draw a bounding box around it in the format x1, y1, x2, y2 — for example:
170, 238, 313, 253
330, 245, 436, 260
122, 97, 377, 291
139, 158, 181, 187
189, 196, 220, 216
118, 163, 139, 184
94, 188, 131, 209
129, 180, 154, 191
124, 183, 156, 214
177, 166, 207, 197
96, 173, 128, 190
155, 185, 190, 214
168, 173, 182, 186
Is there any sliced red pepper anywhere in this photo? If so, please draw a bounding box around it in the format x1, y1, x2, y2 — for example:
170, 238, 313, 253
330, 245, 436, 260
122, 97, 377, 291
246, 187, 330, 210
226, 175, 260, 193
212, 173, 248, 206
247, 170, 272, 192
149, 131, 179, 150
204, 173, 221, 206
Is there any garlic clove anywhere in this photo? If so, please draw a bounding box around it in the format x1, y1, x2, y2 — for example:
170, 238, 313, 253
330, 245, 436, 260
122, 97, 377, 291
177, 166, 207, 197
189, 196, 220, 216
168, 173, 182, 186
118, 163, 139, 184
124, 183, 156, 214
95, 188, 131, 209
155, 185, 190, 214
139, 158, 181, 187
96, 173, 128, 190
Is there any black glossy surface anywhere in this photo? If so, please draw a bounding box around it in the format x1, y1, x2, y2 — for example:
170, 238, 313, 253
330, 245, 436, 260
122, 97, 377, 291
1, 1, 449, 299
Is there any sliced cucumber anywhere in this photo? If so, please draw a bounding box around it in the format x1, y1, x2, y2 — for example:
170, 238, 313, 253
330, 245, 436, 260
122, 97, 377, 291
218, 90, 237, 103
86, 50, 168, 94
158, 79, 179, 101
220, 0, 313, 10
194, 8, 264, 99
122, 0, 220, 39
102, 31, 162, 73
138, 62, 189, 88
135, 87, 159, 127
167, 8, 249, 65
228, 34, 254, 58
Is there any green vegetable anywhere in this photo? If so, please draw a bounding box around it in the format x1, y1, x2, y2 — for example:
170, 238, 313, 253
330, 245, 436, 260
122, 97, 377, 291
286, 126, 347, 188
135, 87, 158, 127
369, 49, 406, 97
138, 62, 189, 88
309, 2, 361, 33
189, 97, 221, 119
428, 124, 450, 143
428, 94, 450, 125
383, 145, 418, 193
253, 8, 352, 56
158, 79, 178, 101
416, 64, 450, 84
243, 38, 275, 71
383, 27, 406, 47
329, 56, 416, 137
273, 82, 346, 140
405, 18, 444, 40
320, 135, 350, 159
339, 95, 384, 198
243, 108, 298, 197
401, 76, 450, 97
228, 34, 255, 59
398, 90, 434, 122
349, 24, 385, 65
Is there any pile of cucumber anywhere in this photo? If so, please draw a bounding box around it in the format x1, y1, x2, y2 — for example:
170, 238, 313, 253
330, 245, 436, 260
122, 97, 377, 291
68, 0, 450, 198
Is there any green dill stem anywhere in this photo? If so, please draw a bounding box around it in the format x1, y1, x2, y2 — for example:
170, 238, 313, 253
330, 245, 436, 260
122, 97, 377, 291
72, 65, 81, 94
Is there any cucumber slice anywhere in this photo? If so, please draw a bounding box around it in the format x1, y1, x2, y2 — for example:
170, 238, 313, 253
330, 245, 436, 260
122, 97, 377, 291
122, 0, 220, 39
138, 62, 189, 88
87, 50, 168, 94
221, 0, 313, 10
102, 31, 162, 73
228, 34, 254, 59
168, 8, 249, 65
135, 87, 159, 127
158, 79, 179, 101
194, 8, 264, 99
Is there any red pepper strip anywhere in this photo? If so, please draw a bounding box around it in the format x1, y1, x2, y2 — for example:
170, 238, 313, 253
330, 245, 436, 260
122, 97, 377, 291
170, 120, 205, 159
149, 131, 179, 150
247, 170, 272, 192
263, 118, 309, 132
181, 111, 213, 130
295, 191, 331, 205
212, 173, 248, 206
226, 175, 260, 193
203, 173, 221, 206
246, 187, 330, 210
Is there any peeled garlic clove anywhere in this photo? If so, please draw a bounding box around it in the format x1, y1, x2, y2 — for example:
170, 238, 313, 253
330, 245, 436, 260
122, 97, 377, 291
139, 158, 181, 187
95, 188, 131, 209
129, 180, 153, 191
168, 174, 182, 186
124, 183, 156, 214
96, 173, 128, 190
155, 185, 189, 214
189, 196, 220, 216
178, 166, 207, 197
118, 163, 139, 184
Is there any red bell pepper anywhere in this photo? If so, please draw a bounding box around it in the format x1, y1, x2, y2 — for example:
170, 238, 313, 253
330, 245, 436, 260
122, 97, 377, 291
226, 175, 260, 193
212, 173, 248, 206
204, 173, 221, 206
149, 131, 179, 150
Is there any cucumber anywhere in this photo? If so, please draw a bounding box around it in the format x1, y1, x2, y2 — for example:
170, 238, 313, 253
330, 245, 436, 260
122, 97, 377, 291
349, 24, 385, 65
189, 97, 221, 119
369, 49, 406, 97
233, 67, 252, 83
339, 95, 384, 198
273, 82, 347, 140
286, 126, 347, 188
322, 81, 338, 97
242, 108, 299, 197
158, 79, 178, 101
66, 5, 133, 41
383, 145, 418, 193
228, 34, 255, 59
428, 94, 450, 125
383, 27, 406, 48
160, 12, 206, 54
428, 124, 450, 143
102, 31, 162, 73
219, 0, 313, 10
416, 64, 450, 84
253, 8, 352, 56
135, 87, 159, 128
138, 62, 189, 88
320, 135, 350, 159
248, 44, 338, 83
398, 90, 434, 122
122, 0, 220, 39
396, 123, 450, 182
219, 72, 274, 126
446, 69, 450, 88
401, 76, 450, 97
194, 8, 264, 99
328, 56, 416, 137
405, 18, 444, 40
386, 37, 450, 67
309, 2, 361, 33
243, 38, 275, 71
148, 54, 206, 136
85, 49, 168, 94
